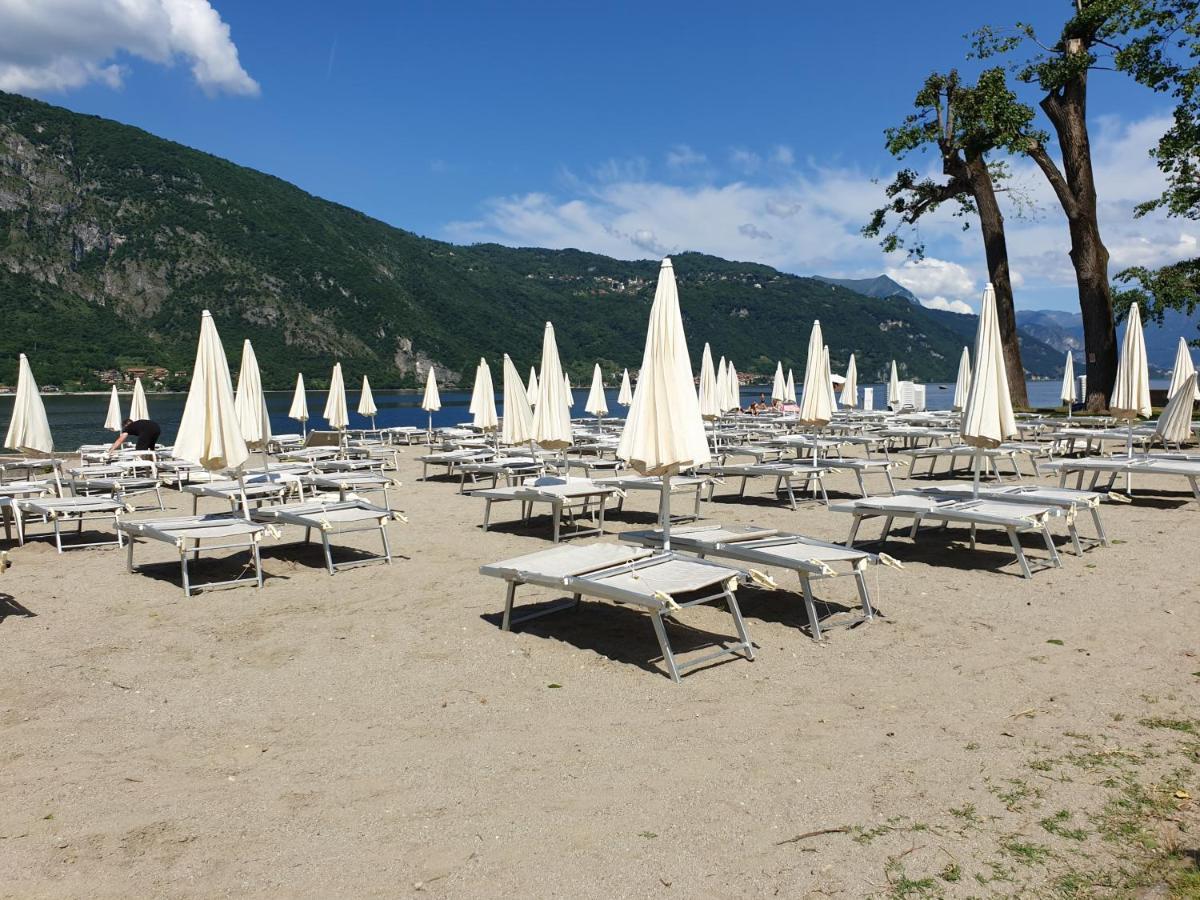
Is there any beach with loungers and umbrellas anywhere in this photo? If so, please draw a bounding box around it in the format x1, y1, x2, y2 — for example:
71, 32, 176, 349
4, 2, 1200, 897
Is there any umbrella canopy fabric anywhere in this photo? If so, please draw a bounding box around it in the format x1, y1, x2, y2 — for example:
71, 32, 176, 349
617, 368, 633, 406
823, 346, 839, 412
585, 364, 609, 417
289, 373, 310, 422
887, 361, 900, 409
1110, 303, 1151, 420
715, 356, 729, 412
468, 361, 483, 415
726, 361, 740, 411
421, 366, 441, 412
1156, 373, 1197, 444
174, 311, 249, 472
472, 359, 499, 432
1060, 352, 1076, 406
771, 362, 786, 403
233, 339, 272, 449
526, 367, 539, 406
960, 284, 1017, 450
841, 354, 858, 408
4, 354, 53, 455
952, 346, 972, 412
797, 321, 832, 427
501, 354, 534, 445
358, 375, 378, 419
104, 385, 123, 432
130, 377, 150, 421
617, 257, 709, 477
530, 323, 573, 449
698, 344, 720, 420
785, 369, 797, 404
1168, 336, 1199, 401
324, 362, 349, 430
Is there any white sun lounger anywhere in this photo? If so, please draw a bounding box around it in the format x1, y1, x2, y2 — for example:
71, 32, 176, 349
899, 483, 1111, 555
895, 444, 1038, 480
620, 523, 897, 640
417, 448, 495, 480
182, 478, 294, 514
1044, 456, 1200, 503
479, 543, 755, 682
13, 496, 125, 552
299, 472, 396, 505
830, 494, 1061, 579
0, 481, 53, 543
0, 457, 62, 491
117, 515, 267, 595
249, 499, 403, 574
699, 461, 833, 508
593, 475, 708, 522
66, 466, 166, 512
472, 477, 620, 542
457, 457, 545, 491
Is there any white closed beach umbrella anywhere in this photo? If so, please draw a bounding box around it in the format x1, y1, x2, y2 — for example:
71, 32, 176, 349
887, 360, 900, 410
4, 354, 53, 455
358, 375, 378, 429
771, 362, 786, 404
726, 361, 740, 411
698, 344, 720, 420
289, 373, 310, 436
130, 377, 149, 421
1156, 372, 1196, 447
841, 354, 858, 408
715, 356, 729, 412
585, 364, 608, 420
785, 369, 797, 405
501, 354, 534, 446
1060, 351, 1076, 415
530, 322, 573, 449
617, 258, 709, 549
421, 366, 441, 441
472, 359, 499, 433
798, 322, 832, 459
526, 366, 539, 406
468, 361, 482, 415
952, 346, 972, 412
233, 339, 272, 450
1110, 302, 1151, 456
104, 385, 123, 432
1168, 336, 1199, 401
618, 368, 633, 407
960, 284, 1017, 494
174, 310, 249, 473
324, 362, 349, 431
823, 346, 839, 413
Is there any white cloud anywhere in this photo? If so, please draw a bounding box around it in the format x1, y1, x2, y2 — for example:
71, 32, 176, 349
0, 0, 259, 96
886, 257, 978, 303
922, 296, 974, 315
444, 114, 1195, 313
770, 145, 795, 166
665, 144, 707, 172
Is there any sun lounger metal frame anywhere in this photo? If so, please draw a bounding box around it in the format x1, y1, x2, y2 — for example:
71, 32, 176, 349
620, 523, 885, 641
479, 544, 755, 682
14, 496, 125, 552
592, 474, 707, 522
182, 479, 293, 514
699, 461, 832, 509
299, 472, 395, 505
118, 515, 267, 595
249, 499, 401, 574
831, 495, 1061, 579
1045, 456, 1200, 504
67, 471, 166, 512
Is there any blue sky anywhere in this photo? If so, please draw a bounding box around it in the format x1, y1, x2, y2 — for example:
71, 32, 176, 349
1, 0, 1188, 314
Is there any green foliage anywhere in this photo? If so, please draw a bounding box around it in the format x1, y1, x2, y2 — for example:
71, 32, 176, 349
0, 90, 1016, 387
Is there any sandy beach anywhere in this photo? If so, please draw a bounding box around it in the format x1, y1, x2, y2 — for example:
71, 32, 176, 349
2, 452, 1198, 898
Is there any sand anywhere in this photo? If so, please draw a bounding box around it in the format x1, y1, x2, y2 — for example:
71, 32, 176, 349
1, 451, 1198, 898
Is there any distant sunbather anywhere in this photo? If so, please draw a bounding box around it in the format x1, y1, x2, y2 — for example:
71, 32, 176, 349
109, 418, 162, 453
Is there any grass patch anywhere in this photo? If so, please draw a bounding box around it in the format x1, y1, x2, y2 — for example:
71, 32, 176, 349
1000, 838, 1053, 864
1140, 717, 1198, 734
1039, 809, 1089, 841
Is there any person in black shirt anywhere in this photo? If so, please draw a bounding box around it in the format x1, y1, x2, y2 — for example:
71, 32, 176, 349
109, 418, 162, 453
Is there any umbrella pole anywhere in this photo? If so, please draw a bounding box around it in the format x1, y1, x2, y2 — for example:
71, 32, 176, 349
427, 412, 433, 446
659, 476, 672, 552
972, 450, 982, 498
1127, 424, 1134, 458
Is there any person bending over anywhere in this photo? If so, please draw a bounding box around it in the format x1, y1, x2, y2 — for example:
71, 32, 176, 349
109, 418, 162, 453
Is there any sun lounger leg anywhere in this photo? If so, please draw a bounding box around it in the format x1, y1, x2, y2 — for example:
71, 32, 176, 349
651, 612, 682, 683
181, 551, 192, 596
126, 535, 135, 573
854, 570, 875, 621
252, 540, 264, 587
799, 575, 822, 640
845, 514, 863, 547
597, 497, 606, 536
968, 523, 977, 551
1042, 526, 1062, 568
321, 534, 335, 575
1007, 527, 1033, 580
817, 477, 829, 506
724, 590, 754, 660
381, 525, 393, 565
854, 470, 866, 497
1068, 522, 1083, 556
501, 582, 517, 631
784, 477, 797, 511
1189, 476, 1200, 504
1091, 507, 1109, 546
482, 499, 492, 533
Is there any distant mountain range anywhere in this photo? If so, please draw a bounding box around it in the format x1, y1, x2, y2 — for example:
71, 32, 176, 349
2, 90, 1190, 392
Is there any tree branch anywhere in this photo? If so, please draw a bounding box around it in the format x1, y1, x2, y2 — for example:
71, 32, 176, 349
1026, 142, 1079, 219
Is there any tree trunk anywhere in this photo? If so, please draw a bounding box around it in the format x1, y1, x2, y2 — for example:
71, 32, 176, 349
943, 151, 1028, 407
965, 155, 1028, 407
1033, 58, 1118, 412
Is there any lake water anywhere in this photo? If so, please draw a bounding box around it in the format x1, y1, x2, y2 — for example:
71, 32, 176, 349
0, 380, 1168, 451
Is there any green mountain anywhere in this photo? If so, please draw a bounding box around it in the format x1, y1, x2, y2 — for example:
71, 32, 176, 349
0, 90, 1055, 390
